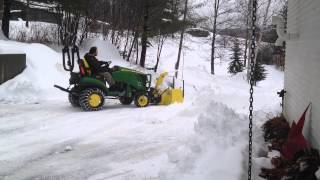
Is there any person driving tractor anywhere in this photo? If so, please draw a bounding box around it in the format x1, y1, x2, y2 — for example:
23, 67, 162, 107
84, 47, 115, 87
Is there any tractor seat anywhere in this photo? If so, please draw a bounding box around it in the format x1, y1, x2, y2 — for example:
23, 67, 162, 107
79, 59, 106, 83
79, 58, 92, 76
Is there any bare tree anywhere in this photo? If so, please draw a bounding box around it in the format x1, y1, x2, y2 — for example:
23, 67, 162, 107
247, 0, 272, 82
243, 0, 252, 67
202, 0, 234, 75
139, 0, 149, 67
26, 0, 30, 28
210, 0, 220, 75
154, 33, 168, 72
56, 6, 81, 46
175, 0, 188, 78
126, 31, 138, 62
55, 0, 99, 47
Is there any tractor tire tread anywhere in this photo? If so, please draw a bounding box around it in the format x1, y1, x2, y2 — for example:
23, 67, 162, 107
119, 97, 134, 105
134, 93, 150, 108
79, 88, 105, 111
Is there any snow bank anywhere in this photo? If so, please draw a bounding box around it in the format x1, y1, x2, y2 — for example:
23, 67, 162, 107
0, 40, 67, 103
158, 90, 280, 180
159, 92, 249, 180
0, 37, 129, 103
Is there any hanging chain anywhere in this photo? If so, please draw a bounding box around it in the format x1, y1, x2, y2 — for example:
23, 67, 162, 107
248, 0, 257, 179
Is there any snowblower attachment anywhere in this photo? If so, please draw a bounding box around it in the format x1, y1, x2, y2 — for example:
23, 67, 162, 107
153, 72, 184, 105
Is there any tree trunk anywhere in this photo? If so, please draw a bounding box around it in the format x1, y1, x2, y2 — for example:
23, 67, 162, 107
0, 0, 3, 20
123, 12, 133, 59
135, 38, 139, 65
139, 1, 149, 68
126, 31, 138, 62
2, 0, 11, 38
175, 0, 188, 78
0, 0, 4, 39
102, 0, 110, 40
26, 0, 30, 27
123, 29, 131, 59
155, 35, 166, 72
210, 0, 220, 75
111, 0, 116, 44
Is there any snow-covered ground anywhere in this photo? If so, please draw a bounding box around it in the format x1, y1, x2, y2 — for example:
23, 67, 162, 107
0, 34, 283, 180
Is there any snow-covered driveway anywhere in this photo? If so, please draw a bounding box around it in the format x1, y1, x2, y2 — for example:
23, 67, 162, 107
0, 36, 284, 180
0, 101, 195, 179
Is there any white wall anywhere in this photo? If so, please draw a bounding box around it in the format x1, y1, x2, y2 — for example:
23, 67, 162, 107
285, 0, 320, 149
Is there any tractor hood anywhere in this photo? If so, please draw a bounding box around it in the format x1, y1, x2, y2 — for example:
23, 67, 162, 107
113, 66, 146, 75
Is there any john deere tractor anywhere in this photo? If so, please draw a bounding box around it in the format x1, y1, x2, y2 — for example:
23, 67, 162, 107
55, 46, 184, 111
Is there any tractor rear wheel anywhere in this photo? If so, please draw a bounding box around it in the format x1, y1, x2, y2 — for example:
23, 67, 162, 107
134, 94, 149, 108
68, 87, 80, 107
79, 88, 105, 111
119, 96, 134, 105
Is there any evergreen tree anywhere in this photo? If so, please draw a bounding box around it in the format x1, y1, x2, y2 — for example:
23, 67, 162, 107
253, 61, 267, 84
228, 39, 244, 74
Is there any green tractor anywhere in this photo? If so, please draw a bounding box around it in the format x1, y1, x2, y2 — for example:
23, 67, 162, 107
54, 46, 154, 111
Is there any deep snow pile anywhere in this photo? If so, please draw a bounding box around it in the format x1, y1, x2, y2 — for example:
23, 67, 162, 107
158, 91, 280, 180
0, 40, 67, 103
160, 98, 248, 180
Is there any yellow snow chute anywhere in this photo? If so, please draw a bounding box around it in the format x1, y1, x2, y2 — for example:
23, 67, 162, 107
153, 72, 184, 105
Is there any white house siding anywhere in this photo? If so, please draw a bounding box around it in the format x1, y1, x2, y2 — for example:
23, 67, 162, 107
284, 0, 320, 149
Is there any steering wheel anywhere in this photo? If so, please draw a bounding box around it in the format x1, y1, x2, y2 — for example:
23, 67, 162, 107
102, 61, 112, 68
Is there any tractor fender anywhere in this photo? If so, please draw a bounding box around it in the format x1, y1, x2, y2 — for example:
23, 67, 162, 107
79, 77, 109, 94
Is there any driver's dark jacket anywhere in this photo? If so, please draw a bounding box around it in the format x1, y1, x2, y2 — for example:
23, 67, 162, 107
84, 53, 108, 74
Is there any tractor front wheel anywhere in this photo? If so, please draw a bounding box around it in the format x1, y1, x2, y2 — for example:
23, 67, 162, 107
79, 88, 105, 111
119, 96, 134, 105
134, 94, 149, 108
